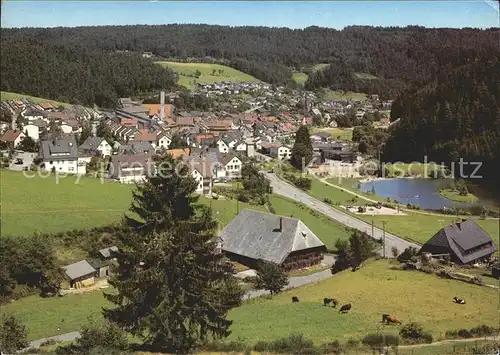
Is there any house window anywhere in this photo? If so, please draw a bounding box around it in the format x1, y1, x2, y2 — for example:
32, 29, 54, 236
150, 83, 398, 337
68, 167, 74, 172
49, 161, 53, 165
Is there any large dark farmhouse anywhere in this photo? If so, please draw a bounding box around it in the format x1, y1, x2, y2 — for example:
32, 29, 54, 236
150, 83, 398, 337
220, 209, 327, 271
418, 219, 497, 265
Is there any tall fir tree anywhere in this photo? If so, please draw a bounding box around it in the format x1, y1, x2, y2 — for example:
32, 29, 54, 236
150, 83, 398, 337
104, 155, 244, 353
290, 125, 313, 170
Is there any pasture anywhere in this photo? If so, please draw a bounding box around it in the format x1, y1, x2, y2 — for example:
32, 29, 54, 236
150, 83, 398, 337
0, 91, 72, 108
228, 260, 499, 343
311, 127, 354, 141
4, 260, 497, 343
155, 61, 260, 89
292, 71, 309, 86
0, 170, 133, 236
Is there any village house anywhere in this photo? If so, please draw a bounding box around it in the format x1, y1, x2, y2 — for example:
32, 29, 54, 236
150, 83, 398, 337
39, 136, 87, 174
220, 209, 327, 271
156, 131, 172, 150
79, 137, 112, 157
0, 130, 26, 148
310, 132, 331, 143
270, 144, 291, 160
221, 154, 243, 178
108, 153, 154, 183
62, 260, 96, 289
217, 138, 230, 153
191, 159, 214, 194
23, 123, 40, 141
89, 246, 118, 278
233, 140, 247, 152
418, 220, 497, 265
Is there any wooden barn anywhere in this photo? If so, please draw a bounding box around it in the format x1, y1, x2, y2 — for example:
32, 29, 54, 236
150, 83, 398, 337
418, 220, 497, 265
219, 209, 326, 271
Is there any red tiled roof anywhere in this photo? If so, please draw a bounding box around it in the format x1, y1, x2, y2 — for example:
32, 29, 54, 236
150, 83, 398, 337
166, 148, 190, 159
0, 130, 23, 142
133, 131, 157, 142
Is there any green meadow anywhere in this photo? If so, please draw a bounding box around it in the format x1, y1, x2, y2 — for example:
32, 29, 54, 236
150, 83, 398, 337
155, 61, 260, 89
0, 91, 72, 108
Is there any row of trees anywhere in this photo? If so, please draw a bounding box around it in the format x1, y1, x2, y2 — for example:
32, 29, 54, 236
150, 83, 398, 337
2, 25, 499, 100
1, 40, 178, 108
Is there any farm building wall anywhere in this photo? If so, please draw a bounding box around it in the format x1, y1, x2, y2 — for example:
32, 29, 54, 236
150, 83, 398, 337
224, 247, 325, 272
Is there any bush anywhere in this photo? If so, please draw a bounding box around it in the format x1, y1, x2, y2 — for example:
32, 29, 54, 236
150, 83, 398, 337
323, 198, 332, 204
470, 325, 497, 337
294, 177, 312, 190
362, 333, 400, 349
323, 340, 343, 354
237, 192, 250, 203
457, 329, 473, 338
397, 246, 419, 263
399, 322, 433, 344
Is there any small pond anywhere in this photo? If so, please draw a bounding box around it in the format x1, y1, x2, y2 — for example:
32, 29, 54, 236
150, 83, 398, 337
359, 178, 486, 210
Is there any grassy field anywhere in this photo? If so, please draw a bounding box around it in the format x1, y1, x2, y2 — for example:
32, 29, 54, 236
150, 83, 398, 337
5, 260, 497, 343
0, 91, 72, 108
1, 170, 133, 236
292, 71, 309, 86
310, 127, 354, 141
228, 260, 499, 343
155, 62, 260, 89
385, 162, 443, 178
309, 176, 499, 245
324, 89, 367, 101
398, 340, 500, 355
439, 189, 479, 203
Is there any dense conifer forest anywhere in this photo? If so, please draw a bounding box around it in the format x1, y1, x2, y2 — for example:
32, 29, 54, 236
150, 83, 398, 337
2, 25, 499, 103
383, 58, 500, 194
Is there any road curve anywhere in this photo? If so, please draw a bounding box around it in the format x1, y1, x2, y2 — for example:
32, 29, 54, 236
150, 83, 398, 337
266, 172, 420, 254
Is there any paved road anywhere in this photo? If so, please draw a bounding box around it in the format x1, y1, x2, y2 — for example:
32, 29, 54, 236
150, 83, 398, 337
26, 257, 337, 350
266, 173, 420, 255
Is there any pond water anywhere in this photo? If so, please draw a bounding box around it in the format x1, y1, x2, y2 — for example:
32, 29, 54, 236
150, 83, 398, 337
359, 178, 483, 210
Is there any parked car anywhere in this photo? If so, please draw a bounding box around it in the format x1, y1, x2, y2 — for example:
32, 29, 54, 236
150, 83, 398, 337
15, 158, 23, 164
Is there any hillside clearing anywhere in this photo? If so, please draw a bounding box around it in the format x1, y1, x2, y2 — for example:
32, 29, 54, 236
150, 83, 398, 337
292, 72, 308, 86
311, 127, 354, 140
155, 61, 260, 89
355, 72, 379, 80
0, 91, 72, 108
227, 260, 499, 343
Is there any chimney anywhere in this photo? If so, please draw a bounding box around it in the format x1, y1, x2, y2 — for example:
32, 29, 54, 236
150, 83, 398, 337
160, 91, 166, 121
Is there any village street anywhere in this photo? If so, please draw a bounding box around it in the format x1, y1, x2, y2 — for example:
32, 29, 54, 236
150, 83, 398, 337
265, 173, 421, 255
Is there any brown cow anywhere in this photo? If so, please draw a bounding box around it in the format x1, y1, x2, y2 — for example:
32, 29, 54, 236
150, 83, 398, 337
384, 315, 402, 325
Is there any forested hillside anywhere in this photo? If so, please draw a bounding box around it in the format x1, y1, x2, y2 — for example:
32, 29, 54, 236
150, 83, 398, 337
383, 58, 500, 193
2, 25, 499, 101
0, 41, 177, 108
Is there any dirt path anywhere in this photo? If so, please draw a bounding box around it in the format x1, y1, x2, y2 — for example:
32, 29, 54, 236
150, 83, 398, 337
397, 335, 499, 349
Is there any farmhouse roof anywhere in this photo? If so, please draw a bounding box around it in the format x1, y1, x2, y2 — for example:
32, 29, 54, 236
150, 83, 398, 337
220, 209, 326, 265
420, 220, 497, 264
62, 260, 96, 280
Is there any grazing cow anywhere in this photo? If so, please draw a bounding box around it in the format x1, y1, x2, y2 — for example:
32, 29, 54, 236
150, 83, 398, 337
385, 315, 402, 325
454, 297, 466, 304
339, 303, 352, 313
292, 296, 299, 303
323, 298, 339, 307
382, 314, 390, 323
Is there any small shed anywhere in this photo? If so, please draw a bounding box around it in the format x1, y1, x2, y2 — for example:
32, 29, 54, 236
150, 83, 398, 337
62, 260, 96, 288
492, 263, 500, 280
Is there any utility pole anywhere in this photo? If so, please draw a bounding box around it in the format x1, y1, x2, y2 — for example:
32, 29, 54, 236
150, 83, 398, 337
371, 220, 374, 238
382, 221, 387, 258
